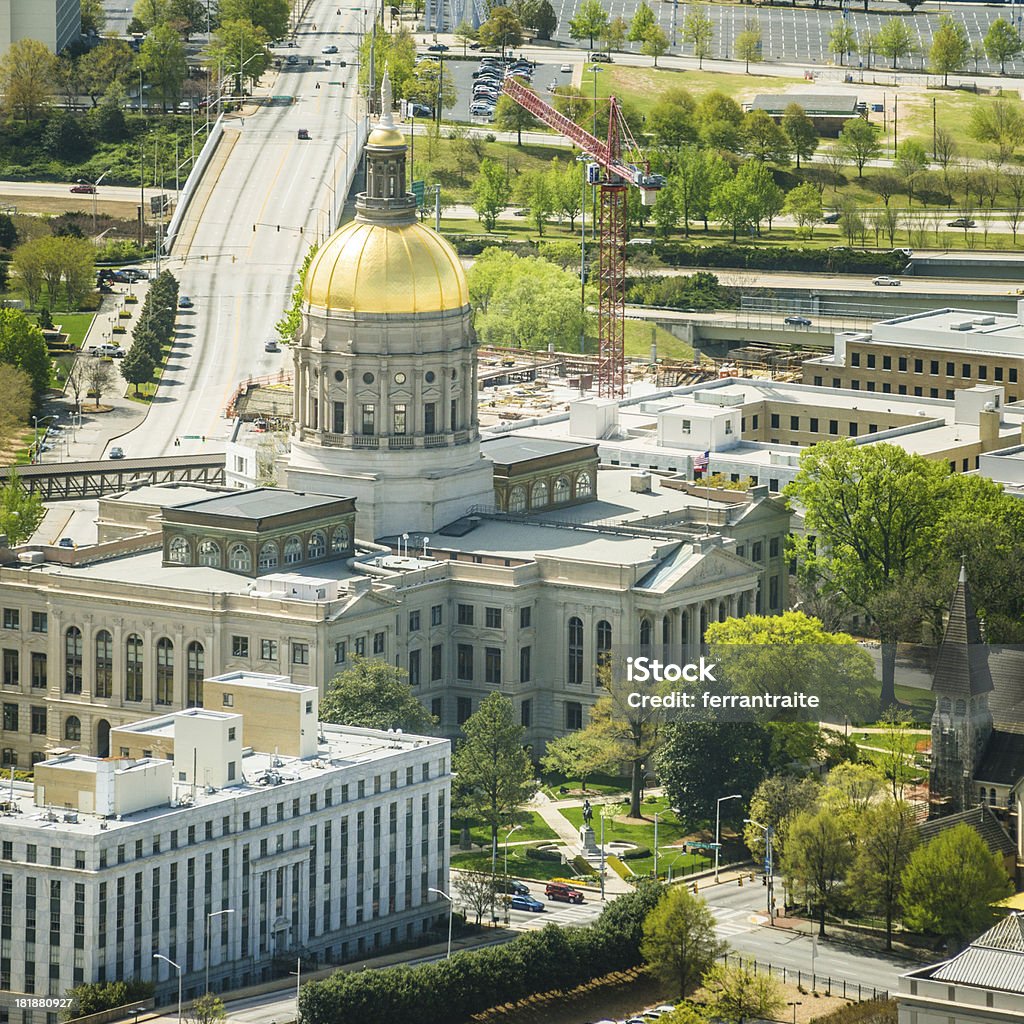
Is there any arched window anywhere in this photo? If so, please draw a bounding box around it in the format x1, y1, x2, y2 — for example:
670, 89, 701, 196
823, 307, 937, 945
531, 480, 548, 509
64, 626, 82, 695
197, 539, 221, 567
991, 788, 997, 805
567, 616, 584, 685
186, 641, 205, 708
308, 530, 327, 560
639, 617, 652, 651
939, 697, 951, 713
575, 472, 593, 497
155, 638, 174, 706
228, 544, 251, 573
596, 620, 612, 678
95, 630, 113, 699
284, 536, 302, 565
331, 525, 350, 554
553, 476, 570, 504
64, 716, 81, 742
168, 536, 190, 564
125, 634, 143, 702
258, 542, 279, 571
955, 699, 967, 715
508, 486, 527, 513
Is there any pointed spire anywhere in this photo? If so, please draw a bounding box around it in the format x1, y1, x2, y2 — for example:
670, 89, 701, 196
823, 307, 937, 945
379, 65, 395, 129
931, 566, 994, 699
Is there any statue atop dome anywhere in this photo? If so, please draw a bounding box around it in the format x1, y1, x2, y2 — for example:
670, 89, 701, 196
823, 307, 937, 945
379, 65, 394, 129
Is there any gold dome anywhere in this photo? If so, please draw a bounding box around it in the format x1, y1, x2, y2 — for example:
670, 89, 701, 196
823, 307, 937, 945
366, 125, 405, 148
303, 219, 469, 315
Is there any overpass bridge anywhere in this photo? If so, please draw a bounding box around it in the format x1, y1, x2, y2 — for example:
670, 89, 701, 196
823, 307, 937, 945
1, 455, 226, 502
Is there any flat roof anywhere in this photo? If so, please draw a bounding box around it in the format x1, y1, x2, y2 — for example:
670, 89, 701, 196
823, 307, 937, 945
751, 93, 858, 113
868, 308, 1024, 355
109, 484, 227, 508
481, 436, 596, 463
207, 671, 315, 693
168, 488, 350, 520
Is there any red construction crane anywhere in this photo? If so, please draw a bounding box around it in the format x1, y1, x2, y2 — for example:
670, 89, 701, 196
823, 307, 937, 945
502, 77, 664, 397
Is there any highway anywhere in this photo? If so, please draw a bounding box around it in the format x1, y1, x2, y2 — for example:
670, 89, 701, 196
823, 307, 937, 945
122, 0, 366, 458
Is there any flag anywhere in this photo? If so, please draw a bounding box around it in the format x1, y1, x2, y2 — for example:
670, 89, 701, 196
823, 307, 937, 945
694, 451, 710, 473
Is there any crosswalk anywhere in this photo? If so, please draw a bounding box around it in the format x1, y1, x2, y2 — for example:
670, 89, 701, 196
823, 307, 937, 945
513, 900, 601, 931
712, 905, 767, 938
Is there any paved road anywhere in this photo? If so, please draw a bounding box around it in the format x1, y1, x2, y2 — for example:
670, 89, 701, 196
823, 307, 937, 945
116, 0, 366, 459
0, 180, 180, 203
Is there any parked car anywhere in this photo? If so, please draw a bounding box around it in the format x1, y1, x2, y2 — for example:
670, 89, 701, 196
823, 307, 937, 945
178, 295, 194, 308
118, 268, 148, 282
297, 128, 310, 139
822, 211, 840, 224
470, 104, 495, 117
409, 103, 432, 117
872, 276, 901, 286
427, 42, 449, 52
948, 217, 976, 228
70, 183, 96, 194
108, 447, 125, 460
91, 344, 125, 357
58, 537, 75, 548
588, 51, 612, 62
545, 882, 584, 904
321, 44, 338, 53
509, 894, 545, 912
496, 878, 530, 896
784, 315, 812, 326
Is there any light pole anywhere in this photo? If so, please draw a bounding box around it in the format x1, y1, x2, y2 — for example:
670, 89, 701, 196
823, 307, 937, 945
788, 1001, 802, 1024
745, 817, 774, 923
205, 907, 235, 993
289, 958, 302, 1024
153, 954, 182, 1024
715, 794, 742, 882
31, 415, 39, 460
79, 169, 111, 234
428, 887, 453, 958
599, 805, 606, 901
653, 810, 663, 880
503, 824, 522, 921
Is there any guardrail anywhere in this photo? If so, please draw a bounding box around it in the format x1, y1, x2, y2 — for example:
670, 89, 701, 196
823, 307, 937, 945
163, 113, 225, 255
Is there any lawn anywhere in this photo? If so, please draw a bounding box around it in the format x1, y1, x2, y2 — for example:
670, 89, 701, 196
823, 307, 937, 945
540, 769, 630, 800
51, 312, 95, 350
451, 845, 575, 882
452, 810, 558, 847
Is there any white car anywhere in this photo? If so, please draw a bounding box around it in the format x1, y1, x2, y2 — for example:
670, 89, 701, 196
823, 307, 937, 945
321, 45, 338, 54
560, 63, 572, 72
872, 276, 901, 286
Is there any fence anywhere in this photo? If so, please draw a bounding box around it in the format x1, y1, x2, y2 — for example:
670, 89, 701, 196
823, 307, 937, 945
719, 951, 889, 1004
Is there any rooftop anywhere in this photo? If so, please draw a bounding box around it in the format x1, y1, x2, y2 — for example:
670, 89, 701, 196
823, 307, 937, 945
860, 308, 1024, 355
166, 488, 351, 522
481, 436, 596, 464
751, 93, 858, 114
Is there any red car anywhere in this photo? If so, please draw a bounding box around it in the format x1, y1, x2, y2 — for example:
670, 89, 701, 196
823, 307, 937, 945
70, 183, 96, 194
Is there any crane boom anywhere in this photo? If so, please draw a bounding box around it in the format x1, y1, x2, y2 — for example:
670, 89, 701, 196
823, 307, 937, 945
501, 77, 662, 397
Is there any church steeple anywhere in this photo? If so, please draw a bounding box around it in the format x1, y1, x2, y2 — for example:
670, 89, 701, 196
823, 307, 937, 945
931, 563, 994, 700
358, 67, 417, 225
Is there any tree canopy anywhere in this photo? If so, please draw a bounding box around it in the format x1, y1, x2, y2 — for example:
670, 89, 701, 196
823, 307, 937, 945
641, 886, 727, 997
319, 656, 437, 734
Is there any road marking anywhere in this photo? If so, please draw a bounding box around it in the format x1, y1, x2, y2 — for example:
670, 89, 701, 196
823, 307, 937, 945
246, 141, 297, 259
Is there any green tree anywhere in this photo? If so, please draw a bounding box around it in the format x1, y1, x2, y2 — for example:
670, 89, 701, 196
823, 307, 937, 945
785, 808, 854, 937
187, 995, 226, 1024
984, 17, 1022, 73
548, 159, 582, 231
875, 18, 915, 69
649, 87, 697, 150
968, 99, 1024, 163
838, 117, 881, 178
678, 147, 732, 232
782, 103, 818, 170
140, 22, 187, 109
410, 60, 456, 116
710, 159, 781, 239
697, 91, 745, 152
786, 440, 953, 708
683, 6, 714, 68
652, 185, 680, 238
553, 84, 592, 127
531, 0, 558, 39
120, 344, 155, 395
0, 308, 51, 407
743, 773, 821, 865
318, 656, 436, 733
700, 964, 785, 1023
0, 214, 17, 250
602, 15, 629, 52
517, 168, 555, 236
478, 6, 524, 50
820, 762, 886, 822
80, 39, 136, 106
783, 183, 824, 233
80, 0, 107, 34
642, 26, 670, 68
472, 159, 513, 231
838, 195, 864, 245
357, 25, 417, 101
540, 729, 617, 791
829, 23, 857, 66
569, 0, 610, 49
91, 90, 129, 142
894, 139, 928, 205
0, 473, 44, 544
743, 109, 790, 164
452, 692, 537, 853
846, 799, 918, 950
930, 15, 969, 85
657, 721, 774, 829
41, 112, 89, 161
454, 20, 477, 55
0, 38, 58, 121
218, 0, 289, 38
628, 1, 656, 42
900, 823, 1012, 948
204, 18, 270, 95
56, 236, 97, 310
68, 982, 154, 1020
734, 22, 763, 73
641, 886, 727, 998
494, 92, 539, 146
166, 0, 210, 39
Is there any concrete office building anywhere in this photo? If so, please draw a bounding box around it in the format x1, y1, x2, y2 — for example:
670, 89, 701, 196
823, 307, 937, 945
0, 671, 451, 1013
0, 0, 80, 55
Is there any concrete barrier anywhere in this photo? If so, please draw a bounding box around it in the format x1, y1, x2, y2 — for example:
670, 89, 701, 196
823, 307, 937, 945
163, 115, 225, 256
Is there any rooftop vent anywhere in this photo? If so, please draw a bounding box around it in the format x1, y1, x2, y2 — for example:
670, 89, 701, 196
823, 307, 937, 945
951, 321, 974, 331
973, 316, 995, 326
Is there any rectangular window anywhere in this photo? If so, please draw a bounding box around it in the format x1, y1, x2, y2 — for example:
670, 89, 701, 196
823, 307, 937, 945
260, 639, 278, 660
456, 644, 473, 681
2, 650, 17, 687
408, 649, 421, 686
2, 703, 17, 731
769, 537, 780, 558
431, 697, 442, 721
424, 402, 436, 434
222, 693, 234, 707
1012, 368, 1019, 383
914, 359, 923, 373
565, 702, 583, 731
334, 640, 347, 664
484, 647, 501, 685
372, 632, 385, 654
430, 644, 442, 682
292, 643, 309, 665
930, 360, 939, 375
962, 364, 971, 378
829, 420, 838, 435
979, 365, 988, 380
898, 357, 907, 371
867, 353, 876, 369
849, 422, 859, 436
361, 404, 375, 435
995, 366, 1004, 382
30, 705, 46, 735
354, 636, 365, 656
850, 352, 860, 367
882, 355, 891, 370
946, 361, 955, 377
769, 575, 780, 610
519, 606, 531, 629
485, 607, 502, 629
393, 404, 407, 435
431, 604, 442, 626
519, 645, 531, 683
769, 413, 780, 429
332, 401, 345, 434
231, 635, 249, 658
752, 542, 763, 562
408, 611, 420, 632
809, 417, 819, 432
457, 604, 473, 625
520, 699, 531, 727
456, 697, 472, 725
789, 415, 799, 431
2, 610, 18, 630
31, 611, 46, 634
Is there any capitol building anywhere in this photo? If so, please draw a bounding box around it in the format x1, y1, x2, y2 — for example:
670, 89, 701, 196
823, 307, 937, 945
0, 77, 788, 772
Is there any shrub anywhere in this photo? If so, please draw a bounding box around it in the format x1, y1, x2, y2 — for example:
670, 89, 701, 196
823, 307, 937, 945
622, 845, 651, 860
631, 241, 907, 276
526, 844, 563, 863
570, 855, 597, 877
65, 980, 153, 1020
607, 854, 632, 879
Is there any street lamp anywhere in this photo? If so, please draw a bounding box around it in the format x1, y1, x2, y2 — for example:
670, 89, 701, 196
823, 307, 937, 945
503, 824, 522, 921
715, 794, 742, 882
78, 168, 111, 234
31, 415, 40, 461
653, 810, 664, 880
428, 887, 453, 958
205, 907, 235, 994
788, 1001, 803, 1024
745, 817, 775, 923
153, 954, 182, 1024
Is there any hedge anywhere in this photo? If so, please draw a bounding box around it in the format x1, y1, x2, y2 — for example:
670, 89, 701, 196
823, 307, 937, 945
526, 845, 563, 863
632, 240, 908, 275
300, 881, 665, 1024
622, 846, 651, 861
